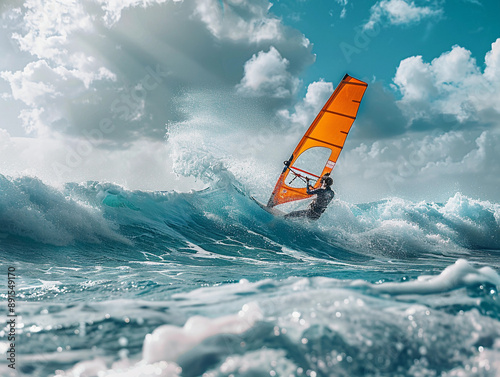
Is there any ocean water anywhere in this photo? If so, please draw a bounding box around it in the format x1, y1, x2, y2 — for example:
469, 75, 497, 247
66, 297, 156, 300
1, 173, 499, 377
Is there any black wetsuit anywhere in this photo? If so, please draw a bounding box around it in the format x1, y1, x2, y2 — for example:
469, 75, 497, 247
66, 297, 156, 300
285, 185, 335, 220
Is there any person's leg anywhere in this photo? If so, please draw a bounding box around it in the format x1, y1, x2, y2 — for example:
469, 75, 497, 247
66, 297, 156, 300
306, 211, 321, 220
284, 209, 309, 218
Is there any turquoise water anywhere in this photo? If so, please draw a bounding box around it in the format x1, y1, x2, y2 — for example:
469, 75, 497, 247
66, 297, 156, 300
1, 174, 499, 376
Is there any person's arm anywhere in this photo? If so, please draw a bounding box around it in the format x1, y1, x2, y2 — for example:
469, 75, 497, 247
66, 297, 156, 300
305, 178, 319, 195
307, 187, 322, 195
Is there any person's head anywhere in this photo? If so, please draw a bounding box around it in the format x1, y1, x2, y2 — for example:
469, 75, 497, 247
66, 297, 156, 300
321, 175, 333, 187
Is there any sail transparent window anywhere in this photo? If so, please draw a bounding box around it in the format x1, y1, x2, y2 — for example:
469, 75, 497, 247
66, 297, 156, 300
286, 147, 331, 188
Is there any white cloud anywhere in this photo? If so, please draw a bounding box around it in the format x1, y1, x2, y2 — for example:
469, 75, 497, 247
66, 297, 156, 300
94, 0, 173, 26
431, 46, 479, 84
236, 46, 299, 98
392, 56, 435, 102
364, 0, 442, 30
1, 59, 115, 105
393, 39, 500, 125
485, 38, 500, 82
336, 128, 500, 203
1, 60, 59, 106
11, 0, 94, 62
0, 0, 313, 140
194, 0, 284, 43
1, 59, 116, 136
277, 79, 333, 127
1, 0, 117, 136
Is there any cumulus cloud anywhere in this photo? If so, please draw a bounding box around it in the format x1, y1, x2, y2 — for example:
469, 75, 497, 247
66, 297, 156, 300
94, 0, 173, 26
336, 128, 500, 203
0, 0, 314, 141
11, 0, 95, 62
364, 0, 442, 30
392, 39, 500, 129
330, 40, 500, 203
277, 79, 333, 127
236, 47, 299, 98
194, 0, 283, 43
0, 0, 317, 192
1, 59, 116, 135
484, 38, 500, 82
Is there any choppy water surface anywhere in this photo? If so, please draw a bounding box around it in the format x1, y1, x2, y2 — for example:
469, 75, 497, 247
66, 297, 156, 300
1, 174, 499, 376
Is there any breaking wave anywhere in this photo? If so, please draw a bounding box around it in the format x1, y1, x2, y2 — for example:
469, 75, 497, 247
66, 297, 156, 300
1, 174, 499, 261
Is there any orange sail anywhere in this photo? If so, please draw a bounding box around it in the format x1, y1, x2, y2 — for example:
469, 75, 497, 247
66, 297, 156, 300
267, 74, 368, 208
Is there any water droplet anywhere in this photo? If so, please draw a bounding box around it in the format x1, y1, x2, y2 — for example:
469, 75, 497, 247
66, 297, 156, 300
118, 337, 128, 347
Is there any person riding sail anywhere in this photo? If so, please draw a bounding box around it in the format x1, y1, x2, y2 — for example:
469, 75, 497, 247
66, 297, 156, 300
284, 174, 335, 220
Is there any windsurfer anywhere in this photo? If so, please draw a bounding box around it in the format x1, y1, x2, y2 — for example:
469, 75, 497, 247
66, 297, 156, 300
284, 174, 335, 220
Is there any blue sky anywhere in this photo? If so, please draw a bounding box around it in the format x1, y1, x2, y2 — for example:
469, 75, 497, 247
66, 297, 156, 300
0, 0, 499, 202
273, 0, 500, 87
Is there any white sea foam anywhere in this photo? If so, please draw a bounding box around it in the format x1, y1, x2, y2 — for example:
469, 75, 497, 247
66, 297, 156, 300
353, 259, 500, 295
143, 302, 262, 364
